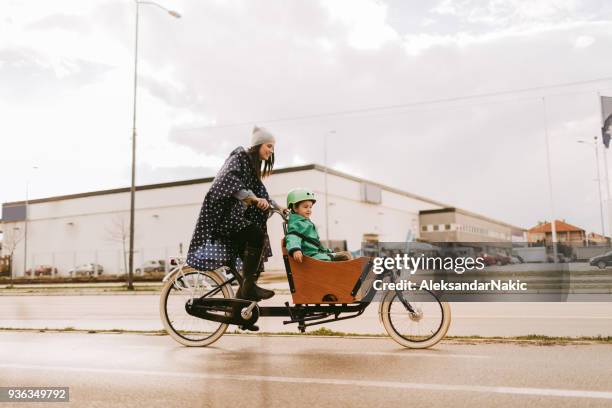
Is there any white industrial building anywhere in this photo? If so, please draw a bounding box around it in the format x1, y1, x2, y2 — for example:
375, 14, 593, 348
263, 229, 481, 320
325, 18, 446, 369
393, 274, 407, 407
1, 164, 450, 276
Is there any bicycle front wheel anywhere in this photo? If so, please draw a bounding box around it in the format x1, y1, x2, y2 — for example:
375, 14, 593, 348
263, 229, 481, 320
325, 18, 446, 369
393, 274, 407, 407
380, 289, 451, 349
160, 267, 233, 347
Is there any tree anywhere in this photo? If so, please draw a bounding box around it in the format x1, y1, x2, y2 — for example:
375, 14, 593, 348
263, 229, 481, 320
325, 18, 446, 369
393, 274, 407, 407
105, 215, 134, 290
2, 226, 25, 281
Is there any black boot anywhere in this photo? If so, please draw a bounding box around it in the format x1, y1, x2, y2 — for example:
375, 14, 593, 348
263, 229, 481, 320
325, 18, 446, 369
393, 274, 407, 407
253, 283, 275, 301
252, 263, 275, 300
237, 245, 275, 301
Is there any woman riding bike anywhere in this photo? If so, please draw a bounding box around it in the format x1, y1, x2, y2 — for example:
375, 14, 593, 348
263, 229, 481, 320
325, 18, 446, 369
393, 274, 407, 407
186, 126, 286, 331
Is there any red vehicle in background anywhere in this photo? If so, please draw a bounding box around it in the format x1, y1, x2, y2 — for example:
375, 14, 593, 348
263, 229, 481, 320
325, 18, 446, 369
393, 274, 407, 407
479, 253, 497, 266
25, 265, 59, 277
494, 253, 512, 266
479, 252, 511, 266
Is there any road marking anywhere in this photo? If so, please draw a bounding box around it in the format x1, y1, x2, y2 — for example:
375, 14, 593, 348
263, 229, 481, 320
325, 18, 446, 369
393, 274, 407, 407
333, 350, 489, 359
117, 346, 489, 359
2, 363, 611, 400
0, 340, 488, 359
454, 316, 612, 319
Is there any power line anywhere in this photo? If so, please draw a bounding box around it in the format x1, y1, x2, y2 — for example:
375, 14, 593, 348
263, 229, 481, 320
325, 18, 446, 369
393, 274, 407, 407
175, 76, 612, 132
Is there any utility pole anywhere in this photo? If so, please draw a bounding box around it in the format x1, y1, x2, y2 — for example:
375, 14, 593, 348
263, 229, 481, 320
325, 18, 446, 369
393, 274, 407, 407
324, 130, 334, 245
542, 97, 558, 263
599, 92, 612, 246
595, 136, 606, 237
128, 1, 140, 291
23, 165, 38, 276
24, 180, 29, 276
128, 1, 181, 290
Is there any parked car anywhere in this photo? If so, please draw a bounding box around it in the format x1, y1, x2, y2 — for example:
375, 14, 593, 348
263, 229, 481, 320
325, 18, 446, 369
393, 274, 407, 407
494, 253, 511, 266
136, 260, 166, 275
0, 256, 10, 276
478, 253, 498, 266
25, 265, 58, 277
510, 255, 523, 264
589, 251, 612, 269
547, 253, 567, 263
68, 263, 104, 277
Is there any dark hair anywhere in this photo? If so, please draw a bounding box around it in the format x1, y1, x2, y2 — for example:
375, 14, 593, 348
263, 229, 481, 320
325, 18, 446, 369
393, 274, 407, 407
247, 144, 274, 179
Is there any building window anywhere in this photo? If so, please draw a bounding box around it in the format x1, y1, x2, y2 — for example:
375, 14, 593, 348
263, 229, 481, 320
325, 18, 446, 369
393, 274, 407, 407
360, 183, 382, 204
421, 226, 427, 232
433, 225, 439, 231
445, 224, 451, 230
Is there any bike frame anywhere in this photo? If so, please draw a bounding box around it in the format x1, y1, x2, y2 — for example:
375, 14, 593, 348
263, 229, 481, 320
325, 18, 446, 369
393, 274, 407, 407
167, 207, 418, 333
172, 262, 415, 333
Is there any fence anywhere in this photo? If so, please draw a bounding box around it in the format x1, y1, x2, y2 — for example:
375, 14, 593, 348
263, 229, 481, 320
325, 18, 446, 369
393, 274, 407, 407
22, 244, 186, 277
0, 256, 10, 276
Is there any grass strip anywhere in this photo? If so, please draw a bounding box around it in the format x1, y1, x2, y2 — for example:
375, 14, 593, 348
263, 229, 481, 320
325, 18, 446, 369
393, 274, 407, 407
1, 326, 611, 344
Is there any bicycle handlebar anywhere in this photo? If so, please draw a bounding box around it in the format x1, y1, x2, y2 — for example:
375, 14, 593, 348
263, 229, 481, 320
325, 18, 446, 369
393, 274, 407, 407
268, 202, 288, 222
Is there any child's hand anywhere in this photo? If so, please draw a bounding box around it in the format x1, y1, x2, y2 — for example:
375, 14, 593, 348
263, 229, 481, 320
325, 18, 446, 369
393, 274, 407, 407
293, 251, 303, 263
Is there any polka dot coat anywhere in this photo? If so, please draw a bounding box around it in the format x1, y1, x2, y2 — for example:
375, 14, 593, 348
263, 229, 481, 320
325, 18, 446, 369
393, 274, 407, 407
186, 147, 272, 272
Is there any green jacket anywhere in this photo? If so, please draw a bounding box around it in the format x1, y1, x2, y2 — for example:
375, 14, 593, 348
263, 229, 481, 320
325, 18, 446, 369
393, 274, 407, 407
285, 213, 333, 261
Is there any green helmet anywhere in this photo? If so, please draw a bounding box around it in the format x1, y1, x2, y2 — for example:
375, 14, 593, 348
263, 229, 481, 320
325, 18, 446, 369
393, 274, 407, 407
287, 188, 316, 209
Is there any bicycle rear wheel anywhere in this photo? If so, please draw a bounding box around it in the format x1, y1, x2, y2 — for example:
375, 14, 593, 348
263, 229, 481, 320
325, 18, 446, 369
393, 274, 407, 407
380, 289, 451, 349
160, 267, 233, 347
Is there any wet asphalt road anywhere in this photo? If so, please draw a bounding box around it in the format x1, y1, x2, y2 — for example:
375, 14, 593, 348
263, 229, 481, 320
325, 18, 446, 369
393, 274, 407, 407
1, 293, 612, 337
1, 331, 612, 408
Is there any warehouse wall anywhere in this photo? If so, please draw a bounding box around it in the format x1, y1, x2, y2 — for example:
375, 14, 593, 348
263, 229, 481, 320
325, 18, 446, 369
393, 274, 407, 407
2, 167, 437, 276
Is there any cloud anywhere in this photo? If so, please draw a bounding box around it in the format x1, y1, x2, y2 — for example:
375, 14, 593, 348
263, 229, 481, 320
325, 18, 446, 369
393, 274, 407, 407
2, 0, 612, 235
320, 0, 399, 49
0, 48, 112, 102
431, 0, 590, 27
574, 35, 595, 48
26, 13, 92, 33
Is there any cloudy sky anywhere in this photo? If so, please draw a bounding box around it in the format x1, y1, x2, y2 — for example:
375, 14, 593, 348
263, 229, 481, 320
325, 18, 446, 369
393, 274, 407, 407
2, 0, 612, 233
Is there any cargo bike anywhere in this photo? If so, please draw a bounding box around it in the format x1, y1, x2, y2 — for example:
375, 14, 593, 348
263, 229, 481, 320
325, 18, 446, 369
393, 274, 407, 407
160, 208, 451, 349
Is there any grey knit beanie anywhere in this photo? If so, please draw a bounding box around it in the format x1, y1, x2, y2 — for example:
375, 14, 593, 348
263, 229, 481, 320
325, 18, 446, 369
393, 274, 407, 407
250, 126, 276, 146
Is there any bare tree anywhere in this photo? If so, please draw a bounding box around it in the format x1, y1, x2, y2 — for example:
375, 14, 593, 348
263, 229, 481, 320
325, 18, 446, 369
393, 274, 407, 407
104, 215, 134, 290
1, 226, 25, 281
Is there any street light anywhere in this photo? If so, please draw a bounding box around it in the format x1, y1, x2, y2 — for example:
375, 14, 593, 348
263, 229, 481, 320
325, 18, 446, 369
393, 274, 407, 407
578, 137, 606, 238
323, 130, 335, 244
138, 1, 181, 18
11, 227, 21, 283
542, 97, 558, 263
23, 165, 39, 277
128, 1, 181, 290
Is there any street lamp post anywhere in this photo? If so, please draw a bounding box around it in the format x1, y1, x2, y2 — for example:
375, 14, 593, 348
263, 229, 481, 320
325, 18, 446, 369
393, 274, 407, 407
542, 97, 558, 263
11, 227, 21, 283
128, 1, 180, 290
323, 130, 335, 245
23, 165, 38, 277
601, 141, 611, 243
598, 92, 612, 246
24, 182, 29, 276
578, 137, 606, 237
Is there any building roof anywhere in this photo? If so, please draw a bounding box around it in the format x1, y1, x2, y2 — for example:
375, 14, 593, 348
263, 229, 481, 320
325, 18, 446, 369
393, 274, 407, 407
1, 164, 527, 232
2, 163, 449, 208
419, 207, 525, 231
528, 220, 584, 233
587, 232, 609, 239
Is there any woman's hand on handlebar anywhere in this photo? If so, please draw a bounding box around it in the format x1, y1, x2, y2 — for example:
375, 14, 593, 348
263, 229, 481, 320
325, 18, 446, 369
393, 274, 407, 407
255, 197, 270, 210
292, 250, 303, 263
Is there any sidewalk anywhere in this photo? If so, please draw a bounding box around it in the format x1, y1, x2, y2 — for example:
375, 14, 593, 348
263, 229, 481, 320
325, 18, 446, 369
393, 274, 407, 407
0, 280, 291, 296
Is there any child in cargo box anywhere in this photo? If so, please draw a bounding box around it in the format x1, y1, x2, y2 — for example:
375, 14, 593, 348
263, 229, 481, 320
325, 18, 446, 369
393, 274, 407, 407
285, 188, 353, 263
